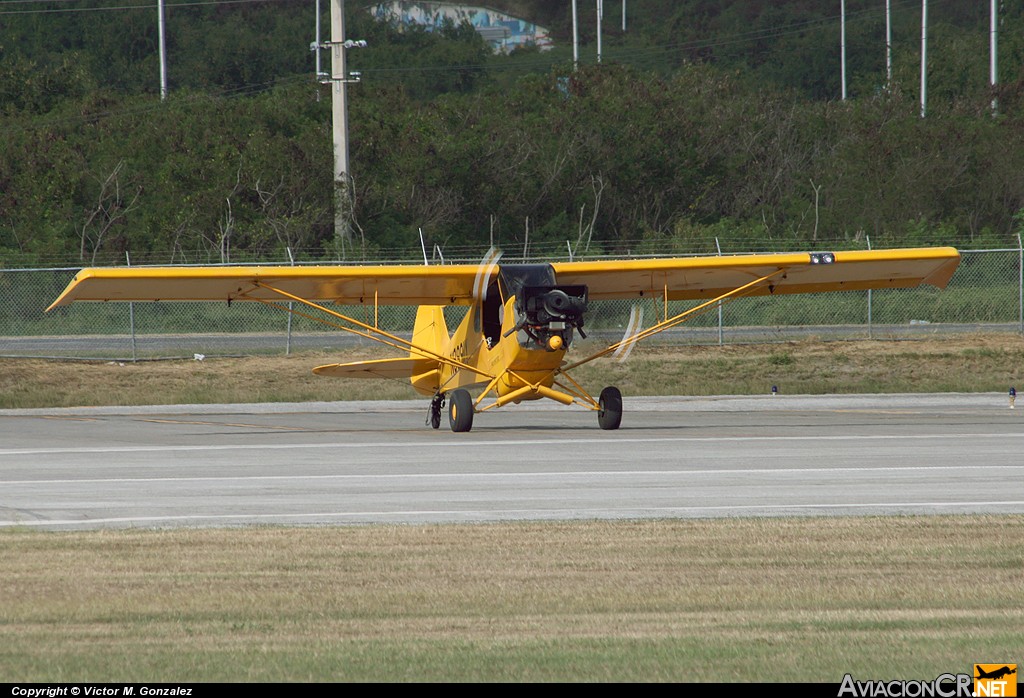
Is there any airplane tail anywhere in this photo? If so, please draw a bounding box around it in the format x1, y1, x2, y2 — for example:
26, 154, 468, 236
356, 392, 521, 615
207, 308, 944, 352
312, 305, 448, 396
409, 305, 449, 394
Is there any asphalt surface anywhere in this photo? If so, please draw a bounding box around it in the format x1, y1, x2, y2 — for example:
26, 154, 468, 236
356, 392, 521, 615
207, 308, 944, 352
1, 394, 1022, 530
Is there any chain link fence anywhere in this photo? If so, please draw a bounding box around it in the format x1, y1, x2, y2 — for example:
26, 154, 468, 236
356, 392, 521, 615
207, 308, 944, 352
1, 248, 1020, 360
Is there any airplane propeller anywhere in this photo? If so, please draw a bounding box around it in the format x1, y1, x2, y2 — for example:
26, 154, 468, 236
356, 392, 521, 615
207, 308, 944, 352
472, 246, 503, 302
611, 304, 644, 362
430, 246, 503, 431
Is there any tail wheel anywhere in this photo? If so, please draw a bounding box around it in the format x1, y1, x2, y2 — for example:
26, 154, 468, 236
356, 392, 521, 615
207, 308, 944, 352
428, 394, 444, 430
448, 389, 474, 432
598, 386, 622, 430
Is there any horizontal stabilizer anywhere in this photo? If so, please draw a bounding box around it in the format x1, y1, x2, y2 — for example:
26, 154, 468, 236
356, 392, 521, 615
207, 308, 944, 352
313, 357, 439, 380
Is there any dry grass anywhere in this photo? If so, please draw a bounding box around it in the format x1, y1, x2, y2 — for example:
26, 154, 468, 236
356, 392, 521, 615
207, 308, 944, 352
4, 334, 1024, 408
1, 517, 1021, 682
0, 347, 415, 408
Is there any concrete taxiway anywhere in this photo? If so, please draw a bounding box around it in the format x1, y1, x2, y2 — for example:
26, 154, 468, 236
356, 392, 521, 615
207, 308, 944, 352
1, 394, 1022, 529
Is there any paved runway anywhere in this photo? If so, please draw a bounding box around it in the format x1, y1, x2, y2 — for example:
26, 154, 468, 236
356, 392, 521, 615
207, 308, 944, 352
2, 394, 1022, 530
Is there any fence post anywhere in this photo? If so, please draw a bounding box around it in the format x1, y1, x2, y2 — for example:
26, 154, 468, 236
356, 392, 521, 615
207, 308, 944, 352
126, 251, 137, 361
1018, 234, 1022, 335
715, 237, 723, 345
286, 247, 295, 355
866, 236, 873, 340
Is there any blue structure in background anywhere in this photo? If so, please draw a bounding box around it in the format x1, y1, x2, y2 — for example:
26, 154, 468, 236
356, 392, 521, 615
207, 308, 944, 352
368, 2, 553, 54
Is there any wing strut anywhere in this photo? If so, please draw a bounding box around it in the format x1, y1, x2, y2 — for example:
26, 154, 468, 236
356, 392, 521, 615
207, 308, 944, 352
244, 281, 497, 381
560, 268, 787, 373
466, 268, 790, 414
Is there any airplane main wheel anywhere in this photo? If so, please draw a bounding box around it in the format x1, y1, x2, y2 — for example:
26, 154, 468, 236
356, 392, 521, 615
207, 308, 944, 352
448, 389, 474, 433
598, 386, 622, 430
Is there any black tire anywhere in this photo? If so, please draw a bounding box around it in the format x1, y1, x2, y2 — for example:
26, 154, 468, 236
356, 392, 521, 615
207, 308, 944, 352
448, 389, 474, 432
598, 386, 622, 430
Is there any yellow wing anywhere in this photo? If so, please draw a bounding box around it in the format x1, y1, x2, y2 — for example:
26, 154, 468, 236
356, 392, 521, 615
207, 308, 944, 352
48, 247, 960, 310
47, 264, 482, 310
551, 247, 960, 300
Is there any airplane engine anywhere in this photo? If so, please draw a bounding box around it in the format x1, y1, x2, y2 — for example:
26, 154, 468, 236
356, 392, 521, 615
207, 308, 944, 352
518, 284, 588, 351
496, 264, 589, 352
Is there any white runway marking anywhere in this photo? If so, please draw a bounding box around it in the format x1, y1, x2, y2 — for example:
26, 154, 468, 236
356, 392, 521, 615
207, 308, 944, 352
4, 396, 1022, 529
2, 463, 1022, 486
2, 431, 1024, 457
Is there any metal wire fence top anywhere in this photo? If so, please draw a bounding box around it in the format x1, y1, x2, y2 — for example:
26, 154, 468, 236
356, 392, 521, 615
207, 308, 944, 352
0, 236, 902, 270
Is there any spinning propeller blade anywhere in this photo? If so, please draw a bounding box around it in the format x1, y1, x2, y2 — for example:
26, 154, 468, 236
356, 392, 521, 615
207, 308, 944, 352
611, 304, 644, 362
472, 246, 503, 302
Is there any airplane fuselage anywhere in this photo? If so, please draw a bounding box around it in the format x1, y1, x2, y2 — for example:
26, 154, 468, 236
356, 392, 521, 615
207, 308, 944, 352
439, 298, 568, 401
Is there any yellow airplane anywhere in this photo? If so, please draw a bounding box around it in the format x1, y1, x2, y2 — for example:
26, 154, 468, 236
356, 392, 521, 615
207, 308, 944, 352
49, 246, 960, 432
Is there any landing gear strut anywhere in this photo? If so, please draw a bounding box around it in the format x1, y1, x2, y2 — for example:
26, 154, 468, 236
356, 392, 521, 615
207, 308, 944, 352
598, 386, 622, 430
427, 393, 445, 429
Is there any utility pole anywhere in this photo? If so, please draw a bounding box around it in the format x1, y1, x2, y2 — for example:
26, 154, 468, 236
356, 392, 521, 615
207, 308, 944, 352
157, 0, 167, 99
920, 0, 928, 117
991, 0, 999, 115
313, 0, 323, 91
840, 0, 846, 100
330, 0, 352, 245
886, 0, 892, 86
320, 1, 365, 246
572, 0, 578, 70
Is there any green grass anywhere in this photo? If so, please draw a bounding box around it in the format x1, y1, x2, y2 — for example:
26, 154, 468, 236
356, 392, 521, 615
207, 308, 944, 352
1, 517, 1020, 682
